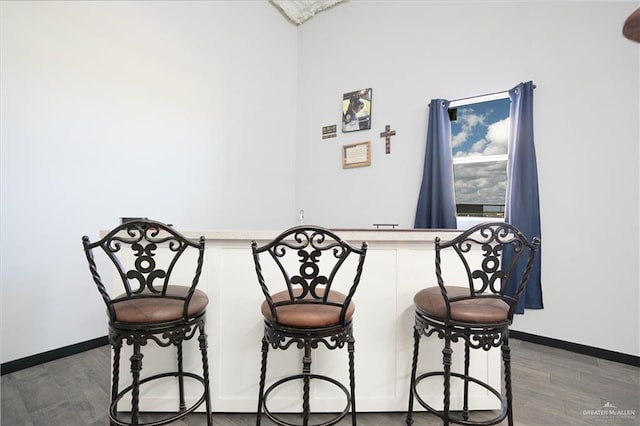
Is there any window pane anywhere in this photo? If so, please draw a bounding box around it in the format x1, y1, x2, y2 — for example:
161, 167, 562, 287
451, 98, 510, 158
453, 161, 507, 217
450, 96, 510, 220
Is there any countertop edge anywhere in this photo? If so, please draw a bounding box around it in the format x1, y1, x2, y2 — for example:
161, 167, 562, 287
178, 229, 463, 242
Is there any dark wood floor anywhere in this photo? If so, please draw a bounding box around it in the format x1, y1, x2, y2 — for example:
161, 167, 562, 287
2, 339, 638, 425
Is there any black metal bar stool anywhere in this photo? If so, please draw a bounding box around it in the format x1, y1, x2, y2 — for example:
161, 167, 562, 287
82, 219, 212, 426
251, 225, 368, 426
406, 222, 540, 426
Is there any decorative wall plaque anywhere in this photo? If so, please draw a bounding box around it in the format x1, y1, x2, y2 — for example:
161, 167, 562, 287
342, 141, 371, 169
322, 124, 337, 139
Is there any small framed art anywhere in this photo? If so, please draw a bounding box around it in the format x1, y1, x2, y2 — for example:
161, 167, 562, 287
342, 141, 371, 169
342, 88, 372, 133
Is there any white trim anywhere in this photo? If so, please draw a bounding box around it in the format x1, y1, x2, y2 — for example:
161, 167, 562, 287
453, 154, 508, 164
449, 90, 509, 108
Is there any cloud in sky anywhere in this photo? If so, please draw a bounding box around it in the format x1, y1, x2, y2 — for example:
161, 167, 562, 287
483, 117, 509, 155
452, 109, 508, 157
451, 107, 485, 150
454, 162, 507, 204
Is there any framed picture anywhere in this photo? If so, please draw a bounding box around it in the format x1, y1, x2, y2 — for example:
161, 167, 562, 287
342, 88, 372, 133
342, 141, 371, 169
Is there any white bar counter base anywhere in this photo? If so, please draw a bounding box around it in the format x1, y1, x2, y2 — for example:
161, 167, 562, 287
112, 228, 501, 414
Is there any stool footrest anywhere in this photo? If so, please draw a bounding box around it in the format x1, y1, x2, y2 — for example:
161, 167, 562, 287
263, 374, 350, 426
412, 371, 507, 426
109, 371, 208, 426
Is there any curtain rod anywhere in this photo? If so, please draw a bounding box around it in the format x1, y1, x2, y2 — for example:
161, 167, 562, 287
448, 84, 537, 105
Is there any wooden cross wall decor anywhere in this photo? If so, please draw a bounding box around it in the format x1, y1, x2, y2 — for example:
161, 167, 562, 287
379, 125, 396, 154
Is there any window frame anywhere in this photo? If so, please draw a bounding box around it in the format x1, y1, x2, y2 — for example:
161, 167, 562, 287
448, 91, 510, 228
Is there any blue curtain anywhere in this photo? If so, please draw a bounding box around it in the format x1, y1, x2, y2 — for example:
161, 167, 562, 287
414, 83, 542, 313
414, 99, 457, 229
504, 81, 543, 313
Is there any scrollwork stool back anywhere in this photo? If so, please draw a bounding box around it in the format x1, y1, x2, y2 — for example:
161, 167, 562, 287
406, 222, 540, 426
82, 219, 212, 426
252, 225, 368, 426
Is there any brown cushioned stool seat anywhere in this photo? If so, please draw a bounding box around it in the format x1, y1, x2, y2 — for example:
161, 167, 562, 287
261, 290, 355, 328
414, 286, 509, 324
114, 285, 209, 324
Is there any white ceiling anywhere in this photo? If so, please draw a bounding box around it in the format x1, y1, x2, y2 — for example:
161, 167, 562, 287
269, 0, 345, 25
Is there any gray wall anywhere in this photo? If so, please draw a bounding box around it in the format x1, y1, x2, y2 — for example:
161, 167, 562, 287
0, 1, 298, 363
294, 1, 639, 356
1, 0, 638, 364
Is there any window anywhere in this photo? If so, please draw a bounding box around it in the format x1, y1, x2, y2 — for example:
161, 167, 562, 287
449, 93, 510, 220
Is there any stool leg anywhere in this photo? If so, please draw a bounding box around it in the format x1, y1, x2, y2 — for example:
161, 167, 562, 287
502, 336, 513, 426
130, 339, 144, 426
256, 336, 269, 426
406, 324, 420, 426
442, 337, 453, 426
198, 322, 213, 426
463, 340, 470, 421
348, 336, 357, 426
177, 341, 186, 412
110, 337, 122, 425
302, 343, 312, 426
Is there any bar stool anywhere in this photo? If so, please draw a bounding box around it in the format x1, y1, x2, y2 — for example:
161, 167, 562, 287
406, 222, 540, 426
251, 225, 368, 426
82, 219, 212, 426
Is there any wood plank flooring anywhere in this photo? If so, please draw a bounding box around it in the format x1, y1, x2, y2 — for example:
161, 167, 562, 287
2, 339, 638, 425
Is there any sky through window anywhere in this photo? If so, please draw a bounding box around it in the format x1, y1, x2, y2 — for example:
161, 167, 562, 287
451, 97, 510, 211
